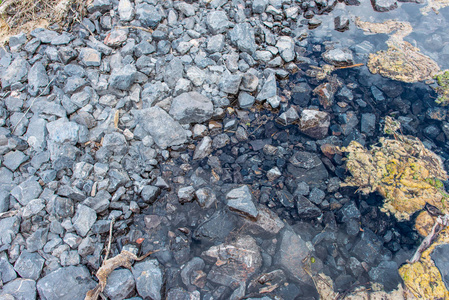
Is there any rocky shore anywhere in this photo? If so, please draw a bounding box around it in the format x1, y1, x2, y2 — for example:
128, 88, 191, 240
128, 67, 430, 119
0, 0, 449, 299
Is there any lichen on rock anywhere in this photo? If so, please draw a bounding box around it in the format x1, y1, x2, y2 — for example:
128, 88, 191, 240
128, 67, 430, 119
420, 0, 449, 15
355, 18, 440, 83
433, 70, 449, 106
340, 117, 448, 222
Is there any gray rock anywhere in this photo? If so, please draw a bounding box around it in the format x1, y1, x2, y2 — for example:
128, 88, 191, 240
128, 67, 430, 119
136, 4, 164, 28
253, 0, 269, 14
267, 167, 281, 181
195, 187, 217, 208
193, 136, 213, 160
164, 57, 183, 89
276, 36, 295, 62
287, 152, 329, 184
337, 202, 361, 223
206, 34, 225, 53
31, 28, 60, 43
368, 261, 401, 291
0, 253, 16, 284
361, 113, 376, 136
3, 150, 28, 171
226, 185, 258, 219
104, 269, 135, 299
109, 64, 137, 90
37, 266, 96, 300
28, 61, 49, 96
11, 178, 42, 206
9, 32, 27, 51
238, 92, 255, 109
277, 229, 312, 283
308, 188, 325, 205
170, 92, 213, 124
240, 72, 259, 92
0, 216, 20, 246
277, 107, 299, 125
257, 73, 277, 101
206, 11, 230, 34
132, 259, 163, 300
60, 250, 81, 266
118, 0, 134, 21
371, 0, 398, 11
180, 257, 205, 289
229, 23, 257, 54
296, 195, 322, 218
322, 48, 354, 67
351, 228, 384, 264
186, 66, 206, 87
299, 110, 330, 140
26, 118, 48, 151
87, 0, 112, 13
63, 76, 87, 94
139, 107, 187, 149
26, 228, 48, 252
432, 244, 449, 290
1, 278, 36, 300
194, 209, 236, 241
178, 186, 196, 203
14, 251, 44, 280
79, 48, 102, 67
212, 133, 230, 149
174, 2, 196, 16
141, 185, 160, 204
58, 47, 78, 64
46, 118, 80, 145
220, 72, 242, 95
2, 57, 29, 89
72, 204, 97, 237
108, 169, 130, 192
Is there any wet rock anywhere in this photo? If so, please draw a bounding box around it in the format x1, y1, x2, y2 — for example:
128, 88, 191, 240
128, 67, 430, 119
276, 36, 295, 62
109, 64, 137, 90
351, 228, 384, 264
368, 261, 401, 291
296, 195, 322, 218
139, 107, 187, 149
193, 136, 213, 160
334, 16, 350, 32
202, 235, 262, 287
195, 188, 217, 208
104, 269, 135, 300
431, 244, 449, 290
226, 185, 259, 219
72, 204, 97, 237
132, 259, 163, 300
243, 206, 285, 235
181, 257, 206, 290
141, 185, 160, 204
1, 278, 36, 300
206, 11, 230, 34
361, 113, 376, 136
1, 57, 29, 89
118, 0, 134, 21
299, 110, 330, 140
267, 167, 282, 181
322, 48, 354, 67
79, 48, 101, 67
229, 23, 257, 55
194, 210, 236, 242
371, 0, 398, 11
277, 229, 313, 284
240, 72, 259, 92
170, 92, 213, 124
212, 133, 230, 149
337, 202, 361, 223
292, 82, 312, 106
136, 4, 164, 28
37, 266, 96, 300
277, 107, 299, 125
178, 186, 195, 203
287, 151, 329, 184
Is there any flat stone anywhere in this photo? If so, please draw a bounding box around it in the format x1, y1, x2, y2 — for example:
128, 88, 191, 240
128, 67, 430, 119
229, 23, 257, 54
104, 29, 128, 47
164, 57, 184, 89
368, 261, 401, 291
299, 109, 330, 140
14, 251, 44, 280
26, 227, 48, 252
193, 210, 236, 242
431, 244, 449, 290
37, 266, 96, 300
1, 57, 29, 89
28, 61, 49, 96
220, 72, 242, 95
104, 269, 135, 300
1, 278, 36, 300
351, 228, 384, 264
169, 92, 213, 124
0, 253, 16, 284
186, 66, 206, 87
226, 185, 258, 219
3, 150, 28, 171
243, 206, 285, 235
0, 216, 20, 246
72, 204, 97, 237
257, 73, 277, 101
139, 107, 187, 149
287, 151, 329, 184
46, 118, 80, 145
132, 259, 163, 300
322, 48, 354, 67
238, 92, 255, 109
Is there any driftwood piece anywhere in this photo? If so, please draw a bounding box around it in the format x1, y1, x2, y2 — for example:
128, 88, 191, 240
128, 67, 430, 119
409, 214, 449, 263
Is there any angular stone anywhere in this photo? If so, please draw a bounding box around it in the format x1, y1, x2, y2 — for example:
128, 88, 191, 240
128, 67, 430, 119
37, 266, 96, 300
46, 118, 80, 145
3, 150, 28, 171
79, 48, 101, 67
277, 230, 312, 283
226, 185, 258, 219
322, 48, 354, 67
26, 227, 48, 252
257, 72, 277, 101
368, 260, 401, 291
296, 195, 322, 218
229, 23, 256, 54
132, 259, 162, 300
276, 36, 295, 62
195, 187, 217, 208
371, 0, 398, 11
238, 92, 255, 109
351, 228, 384, 264
2, 57, 29, 89
139, 107, 187, 149
1, 278, 36, 300
220, 72, 242, 95
253, 0, 269, 13
104, 269, 135, 299
240, 72, 259, 92
186, 66, 206, 87
118, 0, 135, 21
109, 64, 137, 90
178, 186, 195, 203
28, 61, 49, 96
164, 57, 183, 89
170, 92, 213, 124
432, 244, 449, 290
193, 209, 236, 242
140, 185, 160, 204
11, 178, 42, 206
181, 257, 205, 289
136, 4, 164, 28
0, 216, 20, 246
202, 235, 262, 287
277, 107, 299, 126
72, 204, 97, 237
299, 110, 330, 140
287, 152, 329, 184
14, 251, 44, 280
243, 206, 285, 235
206, 11, 230, 34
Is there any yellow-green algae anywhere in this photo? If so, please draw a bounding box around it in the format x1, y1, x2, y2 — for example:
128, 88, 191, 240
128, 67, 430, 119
434, 70, 449, 106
